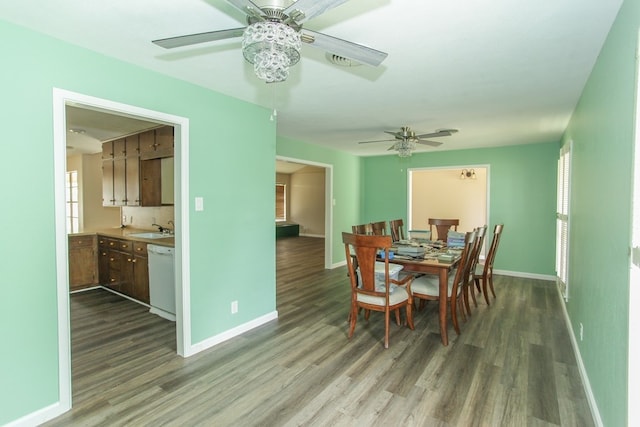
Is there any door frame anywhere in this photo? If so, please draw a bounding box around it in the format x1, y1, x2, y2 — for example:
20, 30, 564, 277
276, 155, 333, 269
52, 88, 192, 413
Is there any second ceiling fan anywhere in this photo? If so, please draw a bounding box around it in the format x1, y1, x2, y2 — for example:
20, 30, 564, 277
359, 127, 458, 157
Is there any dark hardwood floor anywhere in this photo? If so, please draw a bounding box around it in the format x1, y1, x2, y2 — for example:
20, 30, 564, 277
44, 236, 594, 426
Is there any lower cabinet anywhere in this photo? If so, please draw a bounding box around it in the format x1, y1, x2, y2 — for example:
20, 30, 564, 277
98, 235, 150, 304
69, 235, 98, 291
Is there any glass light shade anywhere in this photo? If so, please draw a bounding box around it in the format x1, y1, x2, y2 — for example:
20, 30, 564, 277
242, 22, 301, 83
396, 140, 415, 157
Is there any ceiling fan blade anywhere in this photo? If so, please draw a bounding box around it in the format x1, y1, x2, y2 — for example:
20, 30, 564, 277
387, 144, 397, 151
383, 130, 402, 138
152, 28, 246, 49
358, 138, 396, 144
415, 140, 443, 147
284, 0, 350, 24
225, 0, 265, 21
301, 29, 388, 67
414, 129, 458, 139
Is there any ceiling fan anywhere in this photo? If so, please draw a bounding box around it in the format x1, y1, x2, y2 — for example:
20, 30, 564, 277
358, 126, 459, 157
152, 0, 388, 83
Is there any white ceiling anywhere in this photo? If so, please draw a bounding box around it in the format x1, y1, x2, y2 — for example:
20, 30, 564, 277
1, 0, 623, 157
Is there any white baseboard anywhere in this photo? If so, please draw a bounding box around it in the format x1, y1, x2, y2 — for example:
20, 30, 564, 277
187, 311, 278, 356
299, 233, 324, 238
555, 284, 603, 426
493, 269, 556, 281
4, 401, 67, 427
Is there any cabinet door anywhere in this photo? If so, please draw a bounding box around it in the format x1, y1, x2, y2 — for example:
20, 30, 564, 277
132, 254, 149, 303
139, 129, 156, 159
140, 159, 161, 206
113, 158, 126, 206
113, 137, 127, 159
154, 126, 174, 158
102, 160, 115, 206
101, 141, 113, 160
68, 235, 97, 291
125, 157, 140, 206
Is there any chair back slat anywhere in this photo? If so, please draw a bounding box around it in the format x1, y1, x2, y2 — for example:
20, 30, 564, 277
389, 219, 405, 242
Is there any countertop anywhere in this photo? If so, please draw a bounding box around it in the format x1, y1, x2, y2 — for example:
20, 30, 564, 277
70, 227, 175, 247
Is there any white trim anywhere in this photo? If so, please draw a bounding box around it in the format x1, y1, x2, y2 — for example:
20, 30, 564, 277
556, 283, 603, 426
299, 233, 325, 238
3, 402, 65, 427
276, 155, 333, 269
189, 311, 279, 354
51, 88, 192, 422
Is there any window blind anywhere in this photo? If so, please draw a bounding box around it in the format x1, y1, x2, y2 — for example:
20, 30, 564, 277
556, 142, 571, 300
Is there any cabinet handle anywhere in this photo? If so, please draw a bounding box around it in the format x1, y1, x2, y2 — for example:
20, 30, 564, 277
109, 242, 115, 246
127, 258, 132, 262
110, 278, 116, 282
109, 258, 115, 262
132, 259, 137, 263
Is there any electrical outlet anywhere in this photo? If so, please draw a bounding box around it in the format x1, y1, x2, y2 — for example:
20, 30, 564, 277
231, 300, 238, 314
579, 322, 584, 341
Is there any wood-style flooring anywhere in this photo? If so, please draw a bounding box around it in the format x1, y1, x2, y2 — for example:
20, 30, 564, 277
43, 236, 594, 426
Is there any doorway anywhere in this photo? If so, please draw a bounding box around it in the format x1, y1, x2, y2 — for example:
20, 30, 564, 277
52, 89, 191, 412
408, 166, 489, 249
276, 156, 333, 269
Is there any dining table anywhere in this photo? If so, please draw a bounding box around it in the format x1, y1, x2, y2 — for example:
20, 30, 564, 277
388, 249, 461, 346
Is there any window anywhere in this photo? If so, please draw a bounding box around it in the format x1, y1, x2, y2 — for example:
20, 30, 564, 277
66, 170, 79, 233
275, 183, 286, 221
556, 142, 571, 300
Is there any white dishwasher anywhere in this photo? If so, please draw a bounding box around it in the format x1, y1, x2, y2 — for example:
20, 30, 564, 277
147, 244, 176, 321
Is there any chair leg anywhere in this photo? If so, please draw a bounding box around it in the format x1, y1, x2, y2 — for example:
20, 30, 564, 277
406, 301, 414, 330
394, 309, 401, 325
488, 274, 496, 298
469, 279, 478, 308
384, 309, 390, 349
451, 297, 461, 335
482, 275, 491, 306
348, 305, 357, 338
462, 283, 472, 317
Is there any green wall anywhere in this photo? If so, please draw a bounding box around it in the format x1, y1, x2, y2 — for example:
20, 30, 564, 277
361, 143, 559, 275
561, 1, 636, 425
0, 19, 275, 424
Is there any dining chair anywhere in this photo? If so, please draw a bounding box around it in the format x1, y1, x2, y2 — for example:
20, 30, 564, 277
342, 232, 414, 349
474, 224, 504, 305
389, 219, 405, 242
465, 225, 487, 314
428, 218, 459, 242
370, 220, 387, 236
410, 230, 477, 336
352, 223, 373, 235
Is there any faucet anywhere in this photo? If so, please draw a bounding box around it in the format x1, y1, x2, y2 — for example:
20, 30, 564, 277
152, 223, 166, 233
167, 220, 175, 232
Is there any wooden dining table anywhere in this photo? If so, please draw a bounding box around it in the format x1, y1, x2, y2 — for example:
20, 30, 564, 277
388, 252, 460, 346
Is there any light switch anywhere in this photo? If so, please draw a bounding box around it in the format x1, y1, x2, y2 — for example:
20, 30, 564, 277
195, 197, 204, 211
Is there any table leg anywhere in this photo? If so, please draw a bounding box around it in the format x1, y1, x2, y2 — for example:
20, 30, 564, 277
439, 268, 449, 345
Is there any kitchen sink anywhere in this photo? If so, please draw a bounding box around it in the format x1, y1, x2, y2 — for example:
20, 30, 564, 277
127, 232, 173, 239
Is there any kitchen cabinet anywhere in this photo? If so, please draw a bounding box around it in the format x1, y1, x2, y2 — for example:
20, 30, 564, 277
102, 136, 140, 206
68, 235, 98, 291
98, 235, 150, 304
139, 126, 174, 160
102, 127, 173, 207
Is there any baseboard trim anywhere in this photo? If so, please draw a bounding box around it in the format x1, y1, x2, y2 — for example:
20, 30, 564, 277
493, 269, 556, 281
187, 311, 279, 356
299, 233, 324, 238
4, 402, 67, 427
555, 284, 603, 426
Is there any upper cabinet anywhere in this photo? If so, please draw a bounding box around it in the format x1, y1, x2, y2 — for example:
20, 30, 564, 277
139, 126, 174, 160
102, 126, 174, 207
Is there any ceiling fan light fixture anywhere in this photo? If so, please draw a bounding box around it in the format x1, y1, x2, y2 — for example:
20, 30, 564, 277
396, 140, 415, 157
242, 21, 301, 83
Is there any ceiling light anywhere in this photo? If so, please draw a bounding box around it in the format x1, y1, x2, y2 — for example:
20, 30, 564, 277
396, 140, 415, 158
68, 128, 86, 134
242, 21, 301, 83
